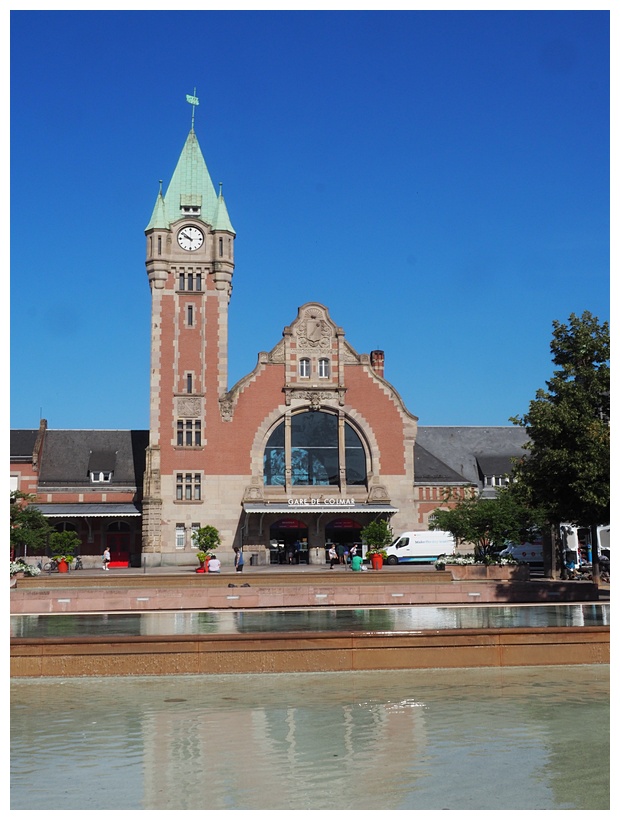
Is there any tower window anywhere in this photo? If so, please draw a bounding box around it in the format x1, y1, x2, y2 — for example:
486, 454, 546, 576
219, 237, 223, 257
179, 273, 185, 291
157, 236, 162, 255
318, 358, 330, 378
299, 358, 310, 378
187, 305, 194, 326
186, 373, 193, 393
196, 273, 202, 291
177, 420, 201, 447
188, 273, 194, 291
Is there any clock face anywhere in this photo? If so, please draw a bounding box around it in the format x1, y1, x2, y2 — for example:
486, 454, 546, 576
178, 226, 204, 251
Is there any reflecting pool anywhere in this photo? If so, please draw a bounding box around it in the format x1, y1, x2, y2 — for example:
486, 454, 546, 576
11, 665, 609, 810
10, 602, 610, 639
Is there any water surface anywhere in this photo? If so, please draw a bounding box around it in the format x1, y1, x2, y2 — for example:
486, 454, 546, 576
10, 602, 610, 639
11, 665, 609, 810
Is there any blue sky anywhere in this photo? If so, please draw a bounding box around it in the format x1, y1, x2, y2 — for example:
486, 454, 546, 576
9, 8, 610, 430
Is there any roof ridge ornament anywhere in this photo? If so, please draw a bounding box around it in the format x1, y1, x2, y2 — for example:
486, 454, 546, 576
186, 88, 199, 131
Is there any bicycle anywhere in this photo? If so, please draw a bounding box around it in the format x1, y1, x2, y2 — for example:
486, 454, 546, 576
73, 556, 84, 570
43, 559, 58, 573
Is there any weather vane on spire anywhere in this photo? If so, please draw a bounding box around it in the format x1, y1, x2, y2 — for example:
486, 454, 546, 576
186, 88, 199, 130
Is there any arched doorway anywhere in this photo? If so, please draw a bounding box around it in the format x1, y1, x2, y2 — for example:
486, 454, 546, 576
106, 521, 131, 567
269, 518, 309, 564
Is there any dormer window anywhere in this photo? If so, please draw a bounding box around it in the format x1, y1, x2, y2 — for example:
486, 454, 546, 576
88, 451, 116, 484
91, 471, 112, 483
180, 194, 202, 217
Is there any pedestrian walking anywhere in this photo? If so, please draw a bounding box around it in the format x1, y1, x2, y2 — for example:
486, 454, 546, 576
234, 547, 245, 572
102, 547, 111, 571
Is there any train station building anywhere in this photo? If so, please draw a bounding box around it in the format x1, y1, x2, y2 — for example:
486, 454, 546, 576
10, 124, 528, 567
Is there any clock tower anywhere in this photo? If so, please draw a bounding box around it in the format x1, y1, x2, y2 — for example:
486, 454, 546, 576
142, 122, 235, 559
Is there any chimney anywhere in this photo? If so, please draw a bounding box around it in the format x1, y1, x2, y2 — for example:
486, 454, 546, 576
32, 418, 47, 473
370, 350, 385, 378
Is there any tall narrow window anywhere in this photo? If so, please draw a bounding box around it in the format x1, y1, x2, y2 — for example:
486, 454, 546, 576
318, 358, 330, 378
187, 305, 194, 326
219, 237, 223, 257
196, 273, 202, 291
188, 273, 194, 291
157, 236, 162, 255
177, 421, 184, 446
176, 474, 183, 500
187, 373, 193, 393
191, 523, 200, 548
194, 421, 201, 446
175, 524, 186, 549
194, 474, 201, 500
185, 473, 193, 500
179, 273, 185, 291
299, 358, 310, 378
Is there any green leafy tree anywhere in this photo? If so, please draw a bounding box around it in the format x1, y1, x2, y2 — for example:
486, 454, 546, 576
361, 519, 393, 555
49, 530, 80, 562
193, 525, 222, 555
430, 490, 542, 561
10, 492, 51, 557
510, 311, 609, 577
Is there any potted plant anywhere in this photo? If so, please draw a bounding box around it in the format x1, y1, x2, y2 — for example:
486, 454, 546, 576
10, 559, 41, 579
434, 553, 529, 581
361, 520, 393, 570
193, 526, 221, 574
49, 531, 80, 573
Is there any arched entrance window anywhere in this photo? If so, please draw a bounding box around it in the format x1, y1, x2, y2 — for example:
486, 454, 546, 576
263, 411, 368, 488
269, 518, 309, 564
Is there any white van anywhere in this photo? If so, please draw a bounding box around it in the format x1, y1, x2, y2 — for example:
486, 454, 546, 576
384, 531, 456, 565
499, 541, 544, 565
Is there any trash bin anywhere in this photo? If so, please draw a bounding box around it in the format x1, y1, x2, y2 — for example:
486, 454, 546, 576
250, 553, 259, 566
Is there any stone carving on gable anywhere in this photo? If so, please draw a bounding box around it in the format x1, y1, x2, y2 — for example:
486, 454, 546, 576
343, 343, 360, 364
283, 387, 346, 408
219, 396, 234, 422
176, 397, 202, 417
297, 306, 331, 350
269, 341, 285, 363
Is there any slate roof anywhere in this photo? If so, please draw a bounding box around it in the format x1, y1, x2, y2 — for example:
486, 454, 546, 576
12, 425, 528, 492
415, 426, 529, 485
10, 429, 39, 460
414, 443, 469, 484
37, 430, 149, 487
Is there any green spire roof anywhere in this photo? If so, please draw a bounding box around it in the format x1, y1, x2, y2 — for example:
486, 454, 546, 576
213, 184, 235, 233
145, 129, 234, 233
